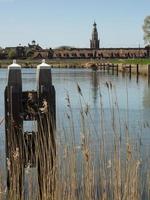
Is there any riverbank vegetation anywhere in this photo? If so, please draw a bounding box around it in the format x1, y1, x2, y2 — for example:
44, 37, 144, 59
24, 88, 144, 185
0, 83, 149, 199
0, 58, 150, 68
111, 58, 150, 65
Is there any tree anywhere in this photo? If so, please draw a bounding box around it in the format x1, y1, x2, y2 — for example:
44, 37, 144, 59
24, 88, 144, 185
0, 49, 3, 59
8, 49, 16, 59
143, 16, 150, 45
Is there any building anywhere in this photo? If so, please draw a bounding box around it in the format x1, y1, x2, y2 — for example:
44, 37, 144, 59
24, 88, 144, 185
53, 22, 150, 59
16, 45, 26, 58
90, 22, 100, 49
28, 40, 43, 51
52, 22, 149, 59
2, 23, 150, 59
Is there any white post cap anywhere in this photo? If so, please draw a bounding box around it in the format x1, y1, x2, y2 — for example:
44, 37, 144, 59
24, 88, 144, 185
37, 59, 51, 69
8, 60, 21, 69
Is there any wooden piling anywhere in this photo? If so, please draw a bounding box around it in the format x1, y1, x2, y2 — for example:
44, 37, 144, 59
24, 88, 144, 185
36, 60, 56, 199
5, 60, 24, 199
5, 60, 56, 199
148, 65, 150, 84
112, 64, 114, 75
136, 64, 139, 75
122, 64, 125, 77
107, 64, 110, 73
129, 64, 131, 79
116, 64, 119, 76
136, 64, 139, 83
103, 64, 105, 71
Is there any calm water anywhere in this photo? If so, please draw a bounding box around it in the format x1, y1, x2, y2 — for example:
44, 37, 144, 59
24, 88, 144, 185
0, 68, 150, 173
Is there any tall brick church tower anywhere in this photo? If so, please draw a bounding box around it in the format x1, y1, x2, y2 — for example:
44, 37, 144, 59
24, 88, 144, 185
90, 22, 100, 49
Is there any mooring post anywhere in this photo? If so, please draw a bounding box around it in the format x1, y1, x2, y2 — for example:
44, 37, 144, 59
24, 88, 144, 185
136, 64, 139, 75
4, 59, 56, 199
107, 63, 110, 73
5, 60, 24, 199
148, 65, 150, 84
136, 64, 139, 83
129, 64, 132, 79
36, 59, 56, 199
112, 63, 114, 75
116, 64, 119, 76
103, 63, 105, 71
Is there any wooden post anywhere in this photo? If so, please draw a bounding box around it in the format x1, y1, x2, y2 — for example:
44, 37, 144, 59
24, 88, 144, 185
129, 64, 131, 79
5, 60, 24, 199
103, 63, 105, 71
136, 64, 139, 75
5, 59, 56, 199
107, 64, 110, 73
116, 64, 119, 76
136, 64, 139, 83
148, 65, 150, 84
36, 60, 56, 199
112, 64, 114, 75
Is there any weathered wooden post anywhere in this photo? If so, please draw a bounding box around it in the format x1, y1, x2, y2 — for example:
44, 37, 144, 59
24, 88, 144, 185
116, 64, 119, 76
112, 63, 114, 75
136, 64, 139, 83
5, 60, 24, 199
103, 63, 105, 71
122, 64, 125, 77
136, 64, 139, 75
36, 60, 56, 199
107, 63, 110, 73
148, 65, 150, 84
5, 59, 56, 199
129, 64, 132, 79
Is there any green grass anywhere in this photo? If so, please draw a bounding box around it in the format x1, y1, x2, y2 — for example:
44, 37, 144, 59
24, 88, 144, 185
0, 58, 150, 68
109, 58, 150, 65
0, 59, 95, 68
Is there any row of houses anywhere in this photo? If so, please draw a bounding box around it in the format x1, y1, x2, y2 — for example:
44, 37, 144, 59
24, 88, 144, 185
0, 41, 150, 60
52, 47, 148, 59
23, 46, 150, 59
1, 23, 150, 59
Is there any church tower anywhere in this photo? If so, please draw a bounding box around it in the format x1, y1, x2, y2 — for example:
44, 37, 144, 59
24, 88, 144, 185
90, 22, 100, 49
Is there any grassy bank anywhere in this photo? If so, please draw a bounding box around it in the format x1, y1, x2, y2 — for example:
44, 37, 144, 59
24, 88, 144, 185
0, 58, 149, 68
111, 58, 150, 65
0, 59, 95, 68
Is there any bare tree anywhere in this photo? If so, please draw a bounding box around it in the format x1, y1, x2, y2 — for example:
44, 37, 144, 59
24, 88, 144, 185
143, 16, 150, 45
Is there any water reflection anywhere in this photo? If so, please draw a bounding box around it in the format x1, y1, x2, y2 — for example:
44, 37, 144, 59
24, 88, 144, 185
143, 82, 150, 108
91, 71, 99, 104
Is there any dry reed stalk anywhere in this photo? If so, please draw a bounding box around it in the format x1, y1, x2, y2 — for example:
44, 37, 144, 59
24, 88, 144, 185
0, 83, 150, 200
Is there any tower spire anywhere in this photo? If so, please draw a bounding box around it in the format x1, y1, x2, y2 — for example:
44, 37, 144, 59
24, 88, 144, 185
90, 21, 100, 49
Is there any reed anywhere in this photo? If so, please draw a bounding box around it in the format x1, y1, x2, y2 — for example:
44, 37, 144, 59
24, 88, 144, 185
0, 82, 150, 200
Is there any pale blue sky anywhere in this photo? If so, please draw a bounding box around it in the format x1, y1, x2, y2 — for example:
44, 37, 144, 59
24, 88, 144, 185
0, 0, 149, 48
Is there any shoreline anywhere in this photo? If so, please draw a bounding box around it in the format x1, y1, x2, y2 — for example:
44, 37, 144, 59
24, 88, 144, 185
0, 58, 150, 76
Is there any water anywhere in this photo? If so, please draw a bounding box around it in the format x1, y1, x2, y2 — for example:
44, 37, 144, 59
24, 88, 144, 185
0, 68, 150, 177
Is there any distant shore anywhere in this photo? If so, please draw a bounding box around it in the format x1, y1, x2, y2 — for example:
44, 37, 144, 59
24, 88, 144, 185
0, 58, 150, 76
0, 59, 94, 68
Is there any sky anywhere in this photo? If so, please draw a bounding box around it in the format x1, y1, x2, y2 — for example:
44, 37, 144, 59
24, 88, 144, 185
0, 0, 149, 48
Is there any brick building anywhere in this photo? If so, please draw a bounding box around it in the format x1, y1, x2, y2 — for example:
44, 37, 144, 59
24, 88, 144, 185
3, 23, 150, 59
52, 22, 149, 59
